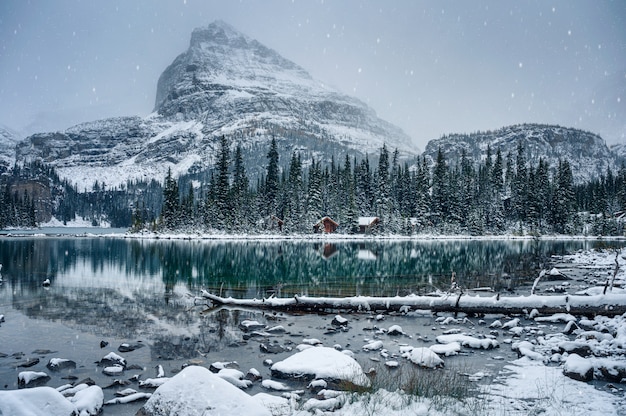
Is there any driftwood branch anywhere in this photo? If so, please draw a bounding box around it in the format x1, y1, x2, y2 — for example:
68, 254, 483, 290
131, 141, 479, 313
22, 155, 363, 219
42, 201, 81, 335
201, 290, 626, 317
604, 251, 620, 295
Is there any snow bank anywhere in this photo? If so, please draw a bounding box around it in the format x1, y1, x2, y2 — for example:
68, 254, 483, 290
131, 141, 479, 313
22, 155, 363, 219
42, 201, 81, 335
139, 365, 271, 416
485, 358, 626, 415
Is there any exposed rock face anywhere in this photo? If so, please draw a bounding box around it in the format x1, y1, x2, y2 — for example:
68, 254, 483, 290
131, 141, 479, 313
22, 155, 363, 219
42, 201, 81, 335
0, 125, 21, 172
423, 123, 618, 183
15, 21, 415, 189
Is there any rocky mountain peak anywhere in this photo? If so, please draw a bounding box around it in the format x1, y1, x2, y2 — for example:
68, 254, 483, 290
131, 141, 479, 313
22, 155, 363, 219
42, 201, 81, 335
154, 20, 314, 118
16, 21, 415, 190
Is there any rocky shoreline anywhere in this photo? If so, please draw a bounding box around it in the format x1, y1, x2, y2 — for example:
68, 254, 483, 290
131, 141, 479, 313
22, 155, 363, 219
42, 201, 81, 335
1, 248, 626, 415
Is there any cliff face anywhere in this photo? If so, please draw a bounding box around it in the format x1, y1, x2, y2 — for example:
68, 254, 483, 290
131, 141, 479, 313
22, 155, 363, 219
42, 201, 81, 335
0, 125, 21, 172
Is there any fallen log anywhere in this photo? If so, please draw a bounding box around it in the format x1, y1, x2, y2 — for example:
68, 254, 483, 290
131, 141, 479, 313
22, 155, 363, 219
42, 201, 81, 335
201, 290, 626, 317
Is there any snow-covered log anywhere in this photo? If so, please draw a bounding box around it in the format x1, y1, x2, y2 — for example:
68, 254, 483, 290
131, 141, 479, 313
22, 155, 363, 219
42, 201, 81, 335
201, 290, 626, 317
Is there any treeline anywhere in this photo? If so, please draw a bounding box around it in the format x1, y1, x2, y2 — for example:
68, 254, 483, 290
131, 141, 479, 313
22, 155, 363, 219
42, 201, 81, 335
145, 136, 626, 235
0, 161, 162, 229
2, 139, 625, 235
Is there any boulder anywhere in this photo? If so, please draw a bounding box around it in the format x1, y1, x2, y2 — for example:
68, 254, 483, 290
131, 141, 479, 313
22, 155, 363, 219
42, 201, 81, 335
406, 347, 444, 368
563, 354, 594, 382
118, 342, 144, 353
138, 365, 271, 416
271, 347, 369, 387
331, 315, 348, 326
67, 385, 103, 416
17, 371, 50, 388
0, 386, 76, 416
46, 358, 77, 371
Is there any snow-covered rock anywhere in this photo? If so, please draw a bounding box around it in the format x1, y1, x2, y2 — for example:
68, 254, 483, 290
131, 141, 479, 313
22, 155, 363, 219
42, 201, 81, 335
331, 315, 348, 326
139, 365, 271, 416
405, 347, 444, 368
139, 377, 171, 389
429, 341, 461, 356
387, 325, 404, 336
98, 351, 126, 367
362, 340, 384, 351
436, 334, 499, 350
261, 379, 291, 391
512, 341, 544, 361
0, 386, 76, 416
17, 371, 50, 388
271, 346, 370, 387
46, 358, 77, 371
218, 368, 253, 389
67, 385, 103, 416
563, 354, 594, 382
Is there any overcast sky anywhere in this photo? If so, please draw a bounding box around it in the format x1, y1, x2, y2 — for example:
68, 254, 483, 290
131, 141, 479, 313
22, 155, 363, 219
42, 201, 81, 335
0, 0, 624, 150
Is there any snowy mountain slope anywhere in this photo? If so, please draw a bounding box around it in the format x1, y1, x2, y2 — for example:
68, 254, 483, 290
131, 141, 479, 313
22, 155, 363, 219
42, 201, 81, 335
610, 143, 626, 166
15, 21, 416, 189
0, 125, 21, 171
422, 124, 617, 184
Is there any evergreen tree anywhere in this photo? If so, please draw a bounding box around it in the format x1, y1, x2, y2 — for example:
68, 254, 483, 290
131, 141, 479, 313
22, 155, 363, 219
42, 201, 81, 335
231, 144, 250, 231
355, 156, 373, 215
215, 135, 231, 228
430, 148, 449, 227
283, 152, 304, 232
552, 159, 575, 233
458, 149, 475, 229
306, 159, 323, 227
413, 156, 431, 231
264, 137, 280, 217
161, 167, 180, 229
375, 144, 391, 230
180, 182, 195, 228
512, 143, 529, 227
489, 148, 505, 230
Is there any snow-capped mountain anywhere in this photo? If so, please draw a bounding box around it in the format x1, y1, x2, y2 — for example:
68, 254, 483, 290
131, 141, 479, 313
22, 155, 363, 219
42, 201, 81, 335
15, 21, 415, 190
422, 124, 618, 184
0, 125, 21, 172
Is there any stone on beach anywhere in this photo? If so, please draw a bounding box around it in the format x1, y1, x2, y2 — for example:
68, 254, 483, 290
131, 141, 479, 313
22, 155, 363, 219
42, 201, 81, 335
138, 365, 271, 416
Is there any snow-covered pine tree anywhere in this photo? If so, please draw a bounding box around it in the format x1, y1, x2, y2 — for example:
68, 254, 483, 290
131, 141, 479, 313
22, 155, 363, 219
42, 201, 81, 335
264, 137, 280, 219
306, 159, 323, 229
231, 144, 250, 232
430, 148, 449, 227
161, 167, 180, 230
214, 135, 231, 229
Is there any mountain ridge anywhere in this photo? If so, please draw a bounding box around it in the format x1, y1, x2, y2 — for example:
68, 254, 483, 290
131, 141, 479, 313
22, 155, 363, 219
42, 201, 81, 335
14, 21, 416, 190
422, 123, 617, 184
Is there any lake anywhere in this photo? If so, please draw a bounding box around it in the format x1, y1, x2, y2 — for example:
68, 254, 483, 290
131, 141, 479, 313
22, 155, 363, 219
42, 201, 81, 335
0, 234, 624, 413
